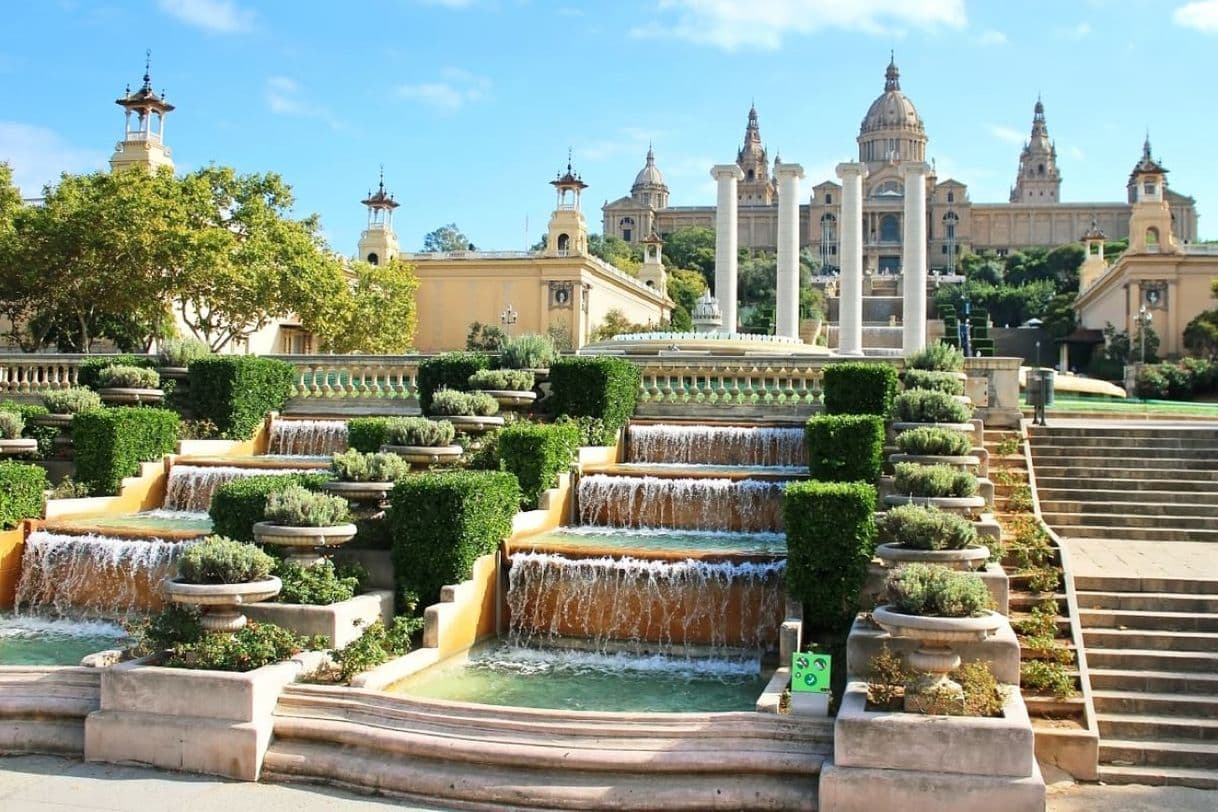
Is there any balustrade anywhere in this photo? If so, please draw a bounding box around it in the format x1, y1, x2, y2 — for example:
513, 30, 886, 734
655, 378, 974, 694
0, 355, 82, 395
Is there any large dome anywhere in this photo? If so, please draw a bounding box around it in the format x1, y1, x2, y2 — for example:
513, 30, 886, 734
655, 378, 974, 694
860, 58, 924, 135
632, 146, 667, 190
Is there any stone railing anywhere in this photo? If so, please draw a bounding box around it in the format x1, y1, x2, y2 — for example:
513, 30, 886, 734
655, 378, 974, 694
267, 355, 425, 400
0, 354, 84, 394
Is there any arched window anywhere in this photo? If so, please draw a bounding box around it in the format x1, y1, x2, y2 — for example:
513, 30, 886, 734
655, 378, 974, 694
946, 191, 955, 203
747, 169, 755, 181
1146, 227, 1160, 248
879, 214, 900, 243
619, 217, 634, 243
557, 233, 570, 252
825, 193, 833, 205
1038, 163, 1045, 176
367, 252, 379, 266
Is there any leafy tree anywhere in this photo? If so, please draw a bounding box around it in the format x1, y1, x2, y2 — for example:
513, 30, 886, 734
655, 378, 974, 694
666, 268, 705, 332
588, 233, 642, 272
0, 162, 20, 230
318, 258, 418, 354
1184, 311, 1218, 359
934, 279, 1056, 329
960, 252, 1004, 285
661, 226, 715, 285
466, 322, 507, 351
590, 308, 655, 342
422, 223, 473, 252
1042, 293, 1076, 340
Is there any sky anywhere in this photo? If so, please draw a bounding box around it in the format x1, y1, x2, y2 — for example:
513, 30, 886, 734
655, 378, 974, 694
2, 0, 1217, 255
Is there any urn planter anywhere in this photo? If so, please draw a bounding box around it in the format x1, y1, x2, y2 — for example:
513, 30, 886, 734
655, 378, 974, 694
321, 479, 395, 505
98, 387, 164, 405
0, 438, 37, 457
382, 443, 463, 465
874, 542, 990, 572
883, 493, 986, 512
887, 452, 981, 470
161, 576, 282, 632
442, 415, 504, 434
31, 413, 74, 429
252, 522, 358, 567
478, 389, 537, 411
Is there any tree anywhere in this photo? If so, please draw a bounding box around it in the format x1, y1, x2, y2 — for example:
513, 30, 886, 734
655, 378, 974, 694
662, 227, 715, 285
590, 308, 655, 342
317, 258, 418, 354
422, 223, 473, 253
1184, 311, 1218, 359
960, 252, 1004, 285
588, 233, 642, 272
666, 268, 706, 332
466, 321, 506, 351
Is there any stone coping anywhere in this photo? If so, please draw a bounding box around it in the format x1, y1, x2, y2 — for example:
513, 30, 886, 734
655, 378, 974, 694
381, 444, 463, 464
874, 542, 990, 570
97, 387, 164, 404
883, 493, 987, 510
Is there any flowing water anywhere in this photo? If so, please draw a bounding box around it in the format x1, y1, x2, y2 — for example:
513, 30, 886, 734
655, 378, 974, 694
0, 614, 129, 665
267, 419, 348, 456
577, 474, 786, 532
163, 465, 310, 512
627, 425, 805, 467
52, 509, 212, 537
524, 527, 787, 557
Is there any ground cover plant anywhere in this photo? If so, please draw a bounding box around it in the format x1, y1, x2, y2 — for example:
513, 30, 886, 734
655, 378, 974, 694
906, 342, 965, 372
274, 559, 362, 605
892, 390, 973, 424
885, 563, 992, 617
892, 462, 978, 498
500, 333, 556, 370
329, 616, 424, 682
263, 485, 351, 527
877, 504, 978, 550
895, 426, 972, 457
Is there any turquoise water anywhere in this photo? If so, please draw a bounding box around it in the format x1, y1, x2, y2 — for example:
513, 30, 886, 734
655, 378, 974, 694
391, 646, 770, 713
525, 527, 787, 556
0, 615, 129, 666
54, 509, 212, 536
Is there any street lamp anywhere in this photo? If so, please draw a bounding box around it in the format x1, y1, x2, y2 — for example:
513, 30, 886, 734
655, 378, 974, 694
500, 304, 518, 338
1137, 305, 1152, 364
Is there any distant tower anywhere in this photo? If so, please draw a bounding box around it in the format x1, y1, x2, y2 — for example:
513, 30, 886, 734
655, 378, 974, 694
544, 152, 589, 258
1126, 136, 1178, 254
736, 104, 774, 204
110, 51, 175, 173
1009, 97, 1061, 202
638, 230, 667, 291
631, 145, 669, 211
357, 168, 400, 265
857, 54, 926, 170
1078, 218, 1107, 291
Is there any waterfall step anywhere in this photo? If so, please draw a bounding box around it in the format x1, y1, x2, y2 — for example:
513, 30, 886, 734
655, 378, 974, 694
173, 455, 331, 470
511, 527, 787, 560
630, 416, 808, 427
584, 464, 806, 482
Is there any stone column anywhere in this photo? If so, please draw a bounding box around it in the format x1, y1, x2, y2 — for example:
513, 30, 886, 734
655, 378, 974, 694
711, 164, 744, 332
775, 162, 805, 340
901, 161, 929, 354
836, 162, 867, 356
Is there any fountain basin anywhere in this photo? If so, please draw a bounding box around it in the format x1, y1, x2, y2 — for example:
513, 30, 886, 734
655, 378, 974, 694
0, 615, 128, 666
515, 527, 787, 559
578, 474, 786, 532
48, 509, 212, 541
267, 419, 348, 456
627, 424, 807, 468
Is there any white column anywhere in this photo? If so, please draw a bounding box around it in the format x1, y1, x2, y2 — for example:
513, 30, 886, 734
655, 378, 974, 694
775, 162, 805, 340
901, 161, 929, 354
836, 162, 867, 356
711, 164, 744, 332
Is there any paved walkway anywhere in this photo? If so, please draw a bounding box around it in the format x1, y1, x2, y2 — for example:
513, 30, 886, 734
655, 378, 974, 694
1066, 538, 1218, 582
2, 755, 1216, 811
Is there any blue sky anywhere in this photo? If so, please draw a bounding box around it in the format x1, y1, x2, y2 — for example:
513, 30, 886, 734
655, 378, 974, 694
3, 0, 1217, 254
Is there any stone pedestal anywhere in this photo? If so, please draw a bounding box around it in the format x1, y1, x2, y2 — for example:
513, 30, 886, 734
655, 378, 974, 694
711, 164, 744, 332
835, 162, 867, 355
775, 163, 805, 340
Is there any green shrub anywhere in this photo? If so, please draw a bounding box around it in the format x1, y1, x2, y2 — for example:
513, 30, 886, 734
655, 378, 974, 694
893, 462, 979, 498
1021, 660, 1075, 699
347, 417, 392, 453
188, 356, 296, 440
329, 449, 412, 483
77, 355, 158, 389
0, 411, 21, 440
902, 369, 965, 396
418, 351, 490, 414
0, 401, 54, 458
885, 563, 992, 617
906, 342, 965, 372
331, 617, 423, 682
48, 475, 91, 500
462, 428, 503, 470
555, 415, 611, 447
209, 473, 332, 543
501, 333, 557, 370
383, 416, 456, 447
958, 661, 1008, 717
498, 421, 581, 510
41, 387, 103, 415
97, 364, 161, 389
274, 559, 360, 605
158, 337, 212, 368
877, 504, 978, 550
895, 426, 973, 457
177, 418, 221, 440
0, 462, 47, 530
547, 356, 640, 442
1133, 365, 1169, 399
264, 485, 351, 527
177, 536, 275, 584
129, 604, 204, 655
72, 407, 179, 495
468, 369, 534, 391
387, 470, 520, 610
164, 620, 321, 672
892, 390, 974, 423
429, 388, 499, 417
822, 363, 899, 416
804, 414, 885, 483
784, 481, 877, 632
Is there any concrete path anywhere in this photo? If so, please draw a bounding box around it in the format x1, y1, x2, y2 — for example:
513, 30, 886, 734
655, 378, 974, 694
1066, 538, 1218, 582
2, 755, 1217, 811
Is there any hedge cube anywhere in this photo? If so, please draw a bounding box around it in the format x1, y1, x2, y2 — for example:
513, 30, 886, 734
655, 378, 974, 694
0, 462, 47, 529
72, 408, 179, 495
417, 352, 490, 415
498, 421, 580, 510
805, 414, 885, 483
822, 362, 899, 416
547, 357, 640, 440
188, 356, 296, 441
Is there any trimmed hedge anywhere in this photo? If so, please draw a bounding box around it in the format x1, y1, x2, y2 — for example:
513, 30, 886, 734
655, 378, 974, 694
418, 352, 490, 415
387, 470, 520, 610
822, 363, 899, 416
547, 357, 640, 441
784, 480, 877, 632
347, 417, 393, 453
188, 356, 296, 441
804, 414, 885, 483
498, 421, 580, 510
72, 408, 179, 495
208, 472, 332, 543
0, 461, 47, 530
77, 355, 158, 389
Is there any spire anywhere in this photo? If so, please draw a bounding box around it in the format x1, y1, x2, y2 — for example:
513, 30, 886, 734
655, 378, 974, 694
1143, 131, 1152, 163
645, 142, 655, 164
142, 49, 153, 93
1034, 92, 1044, 120
885, 51, 900, 92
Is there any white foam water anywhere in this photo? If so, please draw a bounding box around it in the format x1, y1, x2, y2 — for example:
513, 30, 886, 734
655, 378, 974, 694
577, 474, 786, 532
627, 424, 806, 467
163, 465, 310, 512
267, 419, 348, 456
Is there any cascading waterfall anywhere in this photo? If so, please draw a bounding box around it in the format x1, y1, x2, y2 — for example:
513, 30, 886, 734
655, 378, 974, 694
15, 531, 192, 617
507, 551, 785, 656
578, 474, 786, 532
267, 419, 348, 456
627, 425, 806, 467
163, 465, 309, 512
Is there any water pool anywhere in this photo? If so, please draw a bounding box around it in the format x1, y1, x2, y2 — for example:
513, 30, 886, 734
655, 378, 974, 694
0, 615, 128, 666
389, 646, 770, 713
51, 509, 212, 537
522, 527, 787, 557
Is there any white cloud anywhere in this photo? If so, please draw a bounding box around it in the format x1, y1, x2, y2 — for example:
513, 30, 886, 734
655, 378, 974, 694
0, 121, 108, 197
397, 68, 490, 111
1174, 0, 1218, 32
631, 0, 967, 51
264, 77, 344, 130
987, 124, 1025, 145
1054, 22, 1091, 39
1068, 145, 1085, 161
156, 0, 254, 33
976, 29, 1007, 45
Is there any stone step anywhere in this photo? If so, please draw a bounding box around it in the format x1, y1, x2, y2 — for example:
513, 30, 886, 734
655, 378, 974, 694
1095, 763, 1218, 790
1076, 591, 1218, 613
1028, 427, 1218, 441
1043, 511, 1218, 531
1029, 434, 1218, 449
1050, 524, 1218, 543
1040, 500, 1218, 518
1087, 648, 1218, 673
1082, 627, 1218, 651
1031, 447, 1218, 464
1080, 608, 1218, 632
1091, 689, 1218, 717
1034, 468, 1218, 485
1088, 668, 1218, 694
1099, 738, 1218, 770
1097, 712, 1218, 742
1036, 487, 1218, 506
1029, 453, 1218, 470
1075, 576, 1218, 595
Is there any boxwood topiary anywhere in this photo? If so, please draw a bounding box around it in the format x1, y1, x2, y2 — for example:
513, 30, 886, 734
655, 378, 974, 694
72, 407, 179, 495
387, 470, 520, 611
209, 473, 332, 543
0, 461, 47, 530
822, 362, 899, 416
895, 426, 973, 457
804, 414, 885, 483
188, 356, 296, 441
892, 389, 974, 424
892, 462, 979, 498
418, 352, 490, 415
498, 421, 581, 510
784, 480, 877, 633
547, 357, 640, 442
347, 417, 393, 453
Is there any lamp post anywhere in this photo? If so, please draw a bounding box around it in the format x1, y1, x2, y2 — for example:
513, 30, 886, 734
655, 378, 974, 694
500, 304, 518, 339
1137, 305, 1151, 364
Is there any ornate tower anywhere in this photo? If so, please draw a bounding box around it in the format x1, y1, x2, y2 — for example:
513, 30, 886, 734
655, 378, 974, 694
638, 230, 667, 292
857, 54, 926, 171
736, 104, 774, 204
1126, 136, 1178, 254
631, 145, 669, 210
357, 169, 400, 265
544, 153, 589, 258
1009, 97, 1061, 203
1078, 218, 1108, 291
110, 51, 175, 173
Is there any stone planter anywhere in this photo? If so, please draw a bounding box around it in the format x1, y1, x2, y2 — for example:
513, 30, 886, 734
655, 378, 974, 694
0, 438, 37, 457
891, 421, 974, 435
888, 452, 980, 470
382, 444, 463, 465
162, 576, 282, 632
321, 479, 395, 505
871, 605, 1004, 714
478, 389, 537, 410
157, 366, 190, 382
252, 522, 358, 566
98, 387, 164, 405
31, 413, 74, 429
440, 414, 505, 434
874, 542, 990, 572
245, 589, 394, 648
883, 493, 987, 513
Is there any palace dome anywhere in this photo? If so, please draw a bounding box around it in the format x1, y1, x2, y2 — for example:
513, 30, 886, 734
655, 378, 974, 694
632, 146, 667, 190
860, 57, 924, 135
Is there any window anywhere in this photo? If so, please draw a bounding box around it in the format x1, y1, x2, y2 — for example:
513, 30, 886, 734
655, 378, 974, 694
747, 169, 755, 181
622, 229, 632, 242
825, 193, 833, 205
367, 252, 379, 265
1038, 163, 1045, 176
879, 214, 900, 243
557, 233, 570, 252
947, 191, 954, 203
1144, 182, 1157, 196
